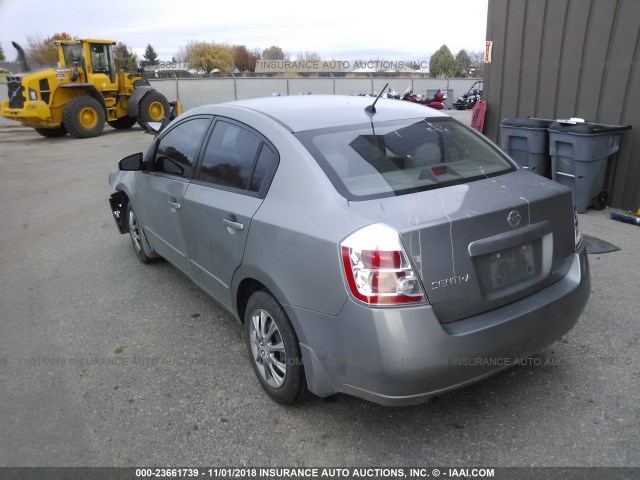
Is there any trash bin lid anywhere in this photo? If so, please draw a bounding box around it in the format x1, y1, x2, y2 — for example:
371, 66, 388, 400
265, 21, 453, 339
500, 117, 555, 129
548, 121, 631, 135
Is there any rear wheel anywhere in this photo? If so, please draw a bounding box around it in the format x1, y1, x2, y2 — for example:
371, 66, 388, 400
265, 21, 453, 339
63, 96, 105, 138
35, 126, 67, 138
244, 290, 308, 405
107, 116, 137, 130
137, 91, 170, 127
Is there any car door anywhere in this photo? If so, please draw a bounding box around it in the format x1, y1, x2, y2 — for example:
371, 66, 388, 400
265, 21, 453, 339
135, 116, 211, 273
181, 119, 279, 308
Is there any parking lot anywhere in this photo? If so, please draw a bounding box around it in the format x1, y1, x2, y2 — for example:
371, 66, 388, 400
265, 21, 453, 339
0, 124, 638, 467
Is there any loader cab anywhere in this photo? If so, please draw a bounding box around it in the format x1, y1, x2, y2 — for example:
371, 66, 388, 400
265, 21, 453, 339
57, 39, 118, 88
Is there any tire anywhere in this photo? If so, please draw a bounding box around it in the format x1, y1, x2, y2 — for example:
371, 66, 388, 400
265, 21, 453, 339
107, 116, 137, 130
137, 91, 170, 127
126, 203, 158, 264
34, 126, 67, 138
244, 290, 308, 405
63, 96, 105, 138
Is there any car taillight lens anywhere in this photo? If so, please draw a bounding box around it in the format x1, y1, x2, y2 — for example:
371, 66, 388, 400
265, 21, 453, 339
340, 224, 426, 305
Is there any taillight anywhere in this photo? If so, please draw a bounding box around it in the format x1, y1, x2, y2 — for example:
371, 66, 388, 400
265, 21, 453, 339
340, 224, 426, 305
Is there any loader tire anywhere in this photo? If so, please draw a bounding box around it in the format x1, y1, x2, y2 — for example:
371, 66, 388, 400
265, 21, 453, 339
35, 126, 67, 138
137, 91, 170, 127
63, 96, 106, 138
107, 116, 137, 129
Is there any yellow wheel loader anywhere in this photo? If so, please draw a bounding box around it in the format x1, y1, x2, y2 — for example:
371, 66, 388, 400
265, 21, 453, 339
1, 39, 181, 138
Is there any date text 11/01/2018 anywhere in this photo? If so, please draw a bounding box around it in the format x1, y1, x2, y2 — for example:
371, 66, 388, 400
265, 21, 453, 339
135, 467, 496, 478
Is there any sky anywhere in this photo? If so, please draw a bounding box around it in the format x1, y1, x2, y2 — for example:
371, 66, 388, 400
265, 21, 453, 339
0, 0, 488, 62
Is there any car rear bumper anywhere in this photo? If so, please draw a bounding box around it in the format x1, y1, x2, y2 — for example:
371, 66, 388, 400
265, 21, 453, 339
285, 245, 590, 406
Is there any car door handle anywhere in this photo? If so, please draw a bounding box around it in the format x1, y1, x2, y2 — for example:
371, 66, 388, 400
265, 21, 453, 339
223, 218, 244, 231
168, 200, 181, 210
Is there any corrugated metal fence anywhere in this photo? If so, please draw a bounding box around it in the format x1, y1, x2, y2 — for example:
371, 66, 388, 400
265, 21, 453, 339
146, 77, 479, 112
0, 76, 480, 127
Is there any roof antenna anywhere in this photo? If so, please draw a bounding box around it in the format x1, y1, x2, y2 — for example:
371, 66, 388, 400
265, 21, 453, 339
365, 82, 388, 114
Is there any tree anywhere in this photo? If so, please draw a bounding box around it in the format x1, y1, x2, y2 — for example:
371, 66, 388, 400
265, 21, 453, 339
455, 50, 472, 77
232, 45, 260, 72
114, 42, 138, 71
295, 51, 321, 62
0, 43, 5, 62
175, 41, 195, 63
140, 44, 159, 67
26, 32, 73, 66
429, 45, 456, 77
262, 45, 286, 61
187, 41, 233, 75
469, 50, 485, 77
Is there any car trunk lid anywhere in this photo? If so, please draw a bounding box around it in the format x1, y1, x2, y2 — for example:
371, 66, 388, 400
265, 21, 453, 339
348, 171, 576, 323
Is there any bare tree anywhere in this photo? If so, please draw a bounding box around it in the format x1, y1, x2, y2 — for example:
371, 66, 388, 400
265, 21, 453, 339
26, 32, 74, 66
295, 51, 322, 62
469, 50, 485, 77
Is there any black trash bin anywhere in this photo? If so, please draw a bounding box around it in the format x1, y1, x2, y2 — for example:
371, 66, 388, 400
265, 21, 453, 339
548, 121, 631, 213
500, 118, 554, 177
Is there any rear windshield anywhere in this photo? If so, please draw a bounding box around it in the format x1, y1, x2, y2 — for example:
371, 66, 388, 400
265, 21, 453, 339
295, 117, 515, 201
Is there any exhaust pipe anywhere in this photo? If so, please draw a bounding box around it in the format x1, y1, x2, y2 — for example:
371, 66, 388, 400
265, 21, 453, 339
12, 41, 30, 72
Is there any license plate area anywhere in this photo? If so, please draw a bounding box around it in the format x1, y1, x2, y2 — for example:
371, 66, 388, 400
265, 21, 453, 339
474, 239, 543, 299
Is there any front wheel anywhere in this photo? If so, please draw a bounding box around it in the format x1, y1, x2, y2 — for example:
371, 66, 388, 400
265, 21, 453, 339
244, 290, 308, 404
127, 203, 158, 264
137, 91, 170, 127
63, 96, 106, 138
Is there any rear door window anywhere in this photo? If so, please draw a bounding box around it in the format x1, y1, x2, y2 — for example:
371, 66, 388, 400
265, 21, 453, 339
196, 120, 279, 197
199, 121, 261, 189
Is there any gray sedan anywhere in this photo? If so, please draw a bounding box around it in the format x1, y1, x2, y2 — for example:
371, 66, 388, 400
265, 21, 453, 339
108, 95, 590, 406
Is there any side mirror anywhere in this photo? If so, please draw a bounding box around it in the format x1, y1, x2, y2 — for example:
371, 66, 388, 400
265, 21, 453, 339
119, 152, 144, 171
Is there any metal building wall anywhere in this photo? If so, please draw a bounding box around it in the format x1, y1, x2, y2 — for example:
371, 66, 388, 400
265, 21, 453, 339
484, 0, 640, 210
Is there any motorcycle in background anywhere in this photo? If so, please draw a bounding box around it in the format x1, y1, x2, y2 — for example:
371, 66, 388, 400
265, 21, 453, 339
453, 80, 483, 110
382, 88, 400, 99
401, 87, 424, 103
423, 89, 447, 110
401, 87, 447, 109
357, 88, 399, 99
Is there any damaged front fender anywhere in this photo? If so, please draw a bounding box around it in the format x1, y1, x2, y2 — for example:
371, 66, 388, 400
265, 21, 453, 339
109, 191, 129, 234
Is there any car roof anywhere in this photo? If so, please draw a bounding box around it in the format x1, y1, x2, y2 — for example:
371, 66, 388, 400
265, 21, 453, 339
187, 95, 448, 132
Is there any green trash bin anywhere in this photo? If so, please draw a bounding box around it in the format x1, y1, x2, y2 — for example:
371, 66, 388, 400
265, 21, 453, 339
548, 121, 631, 213
500, 118, 554, 177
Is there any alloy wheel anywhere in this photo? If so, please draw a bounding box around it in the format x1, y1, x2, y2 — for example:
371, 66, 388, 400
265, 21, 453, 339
248, 308, 287, 388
